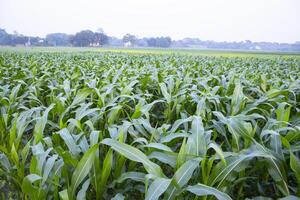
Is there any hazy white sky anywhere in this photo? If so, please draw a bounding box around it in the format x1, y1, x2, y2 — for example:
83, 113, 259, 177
0, 0, 299, 43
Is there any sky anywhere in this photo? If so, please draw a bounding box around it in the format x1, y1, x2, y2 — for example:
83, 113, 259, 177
0, 0, 299, 43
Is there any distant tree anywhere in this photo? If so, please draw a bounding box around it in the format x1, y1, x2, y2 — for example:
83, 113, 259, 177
136, 38, 148, 47
71, 30, 94, 47
146, 37, 156, 47
7, 31, 28, 46
146, 36, 172, 48
157, 37, 172, 47
96, 27, 104, 34
0, 28, 12, 45
1, 27, 299, 51
122, 34, 137, 46
108, 36, 123, 46
93, 32, 108, 46
46, 33, 71, 46
29, 36, 46, 46
11, 35, 28, 46
291, 43, 300, 51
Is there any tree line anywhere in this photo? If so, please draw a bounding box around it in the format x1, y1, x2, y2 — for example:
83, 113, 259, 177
0, 28, 300, 51
0, 28, 172, 48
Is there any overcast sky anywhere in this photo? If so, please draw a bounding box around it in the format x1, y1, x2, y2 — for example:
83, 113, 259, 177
0, 0, 299, 43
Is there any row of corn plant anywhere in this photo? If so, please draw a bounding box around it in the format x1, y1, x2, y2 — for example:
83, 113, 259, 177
0, 52, 299, 199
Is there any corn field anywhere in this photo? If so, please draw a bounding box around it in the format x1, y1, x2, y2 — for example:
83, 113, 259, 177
0, 52, 300, 200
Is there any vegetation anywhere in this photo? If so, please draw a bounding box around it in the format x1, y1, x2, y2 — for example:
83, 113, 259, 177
1, 27, 300, 51
0, 50, 299, 199
2, 47, 300, 58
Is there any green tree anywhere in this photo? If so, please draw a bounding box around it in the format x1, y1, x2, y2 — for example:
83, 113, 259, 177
71, 30, 94, 47
122, 33, 137, 46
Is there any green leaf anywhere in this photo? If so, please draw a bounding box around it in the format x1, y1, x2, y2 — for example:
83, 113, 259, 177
76, 179, 90, 200
70, 144, 99, 198
290, 151, 300, 183
98, 149, 113, 196
58, 128, 81, 157
108, 105, 122, 125
230, 82, 246, 115
159, 83, 171, 104
167, 157, 202, 200
0, 153, 11, 171
22, 174, 43, 200
102, 139, 164, 177
160, 133, 189, 143
144, 143, 173, 152
148, 151, 177, 168
70, 88, 93, 107
208, 142, 226, 165
59, 189, 69, 200
276, 103, 291, 125
189, 116, 206, 156
33, 103, 55, 144
146, 178, 172, 200
169, 117, 193, 133
110, 172, 145, 187
42, 154, 58, 185
176, 137, 187, 169
208, 144, 289, 195
266, 89, 289, 99
186, 183, 232, 200
279, 195, 300, 200
111, 193, 125, 200
131, 100, 142, 119
11, 143, 19, 166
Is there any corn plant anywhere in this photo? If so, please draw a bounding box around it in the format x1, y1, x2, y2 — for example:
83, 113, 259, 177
0, 51, 299, 199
